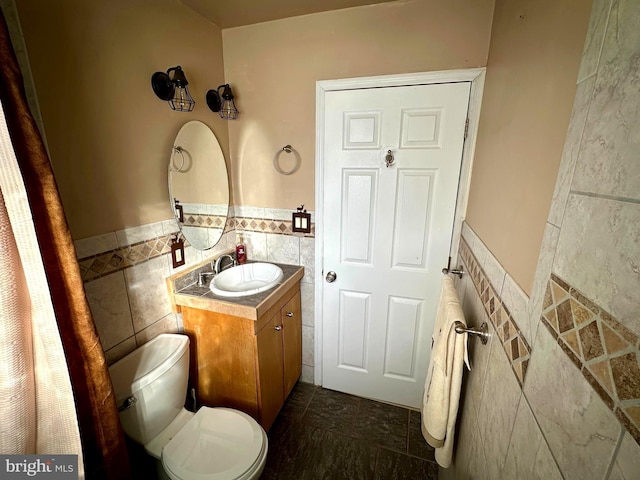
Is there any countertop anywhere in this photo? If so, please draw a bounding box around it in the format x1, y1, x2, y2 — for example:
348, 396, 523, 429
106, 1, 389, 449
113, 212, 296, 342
167, 261, 304, 321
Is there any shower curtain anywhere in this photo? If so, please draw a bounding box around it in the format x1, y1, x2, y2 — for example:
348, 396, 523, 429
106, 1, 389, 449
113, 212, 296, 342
0, 10, 130, 479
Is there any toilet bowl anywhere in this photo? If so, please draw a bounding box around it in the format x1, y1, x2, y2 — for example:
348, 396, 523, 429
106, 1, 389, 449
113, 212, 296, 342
108, 333, 267, 480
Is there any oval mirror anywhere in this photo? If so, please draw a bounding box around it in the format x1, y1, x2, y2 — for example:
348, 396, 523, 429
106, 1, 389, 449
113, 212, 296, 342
168, 121, 229, 250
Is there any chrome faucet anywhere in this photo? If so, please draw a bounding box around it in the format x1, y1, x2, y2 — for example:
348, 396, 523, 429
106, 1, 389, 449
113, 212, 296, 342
214, 254, 237, 274
197, 271, 216, 287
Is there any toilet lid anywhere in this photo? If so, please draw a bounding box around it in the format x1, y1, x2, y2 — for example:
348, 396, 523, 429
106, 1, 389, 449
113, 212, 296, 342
162, 407, 265, 480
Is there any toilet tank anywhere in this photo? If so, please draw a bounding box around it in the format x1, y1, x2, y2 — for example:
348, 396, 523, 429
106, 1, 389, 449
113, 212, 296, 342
108, 334, 190, 446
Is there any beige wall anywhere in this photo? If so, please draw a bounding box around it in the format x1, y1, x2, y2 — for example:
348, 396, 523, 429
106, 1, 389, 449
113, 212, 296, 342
15, 0, 229, 240
465, 0, 592, 294
222, 0, 495, 210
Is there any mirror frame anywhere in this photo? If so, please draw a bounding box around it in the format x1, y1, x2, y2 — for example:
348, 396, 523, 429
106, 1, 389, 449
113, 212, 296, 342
168, 121, 230, 250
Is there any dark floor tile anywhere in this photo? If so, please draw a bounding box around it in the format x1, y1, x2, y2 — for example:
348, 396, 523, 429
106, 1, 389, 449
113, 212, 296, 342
408, 410, 436, 460
264, 421, 376, 480
353, 398, 409, 452
374, 448, 438, 480
303, 387, 362, 433
264, 387, 436, 480
278, 381, 317, 420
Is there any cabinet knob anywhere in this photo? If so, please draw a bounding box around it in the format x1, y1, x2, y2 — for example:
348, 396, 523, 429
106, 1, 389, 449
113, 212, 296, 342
286, 312, 294, 317
274, 325, 282, 331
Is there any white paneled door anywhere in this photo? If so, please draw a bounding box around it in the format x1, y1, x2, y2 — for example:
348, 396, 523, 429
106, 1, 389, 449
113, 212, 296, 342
322, 82, 470, 408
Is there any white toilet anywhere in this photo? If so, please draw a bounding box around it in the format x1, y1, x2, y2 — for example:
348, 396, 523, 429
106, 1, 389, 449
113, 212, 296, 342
108, 333, 268, 480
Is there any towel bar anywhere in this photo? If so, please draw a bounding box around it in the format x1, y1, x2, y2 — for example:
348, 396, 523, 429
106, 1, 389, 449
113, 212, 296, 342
442, 266, 464, 278
454, 321, 489, 345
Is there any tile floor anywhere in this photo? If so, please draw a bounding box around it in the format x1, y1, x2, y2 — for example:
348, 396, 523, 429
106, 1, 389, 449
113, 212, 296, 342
261, 382, 439, 479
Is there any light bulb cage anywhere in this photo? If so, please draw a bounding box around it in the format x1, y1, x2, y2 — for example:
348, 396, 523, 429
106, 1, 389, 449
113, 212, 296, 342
151, 66, 195, 112
206, 84, 239, 120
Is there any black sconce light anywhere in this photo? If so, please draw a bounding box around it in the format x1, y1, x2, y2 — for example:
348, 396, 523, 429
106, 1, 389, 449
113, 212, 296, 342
151, 66, 195, 112
206, 84, 239, 120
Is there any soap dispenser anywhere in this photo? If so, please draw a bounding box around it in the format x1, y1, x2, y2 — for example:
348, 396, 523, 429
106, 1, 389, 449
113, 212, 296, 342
236, 234, 247, 264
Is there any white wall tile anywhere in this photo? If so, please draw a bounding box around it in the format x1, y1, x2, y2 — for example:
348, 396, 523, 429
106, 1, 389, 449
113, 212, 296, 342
300, 282, 315, 327
476, 328, 522, 479
572, 0, 640, 201
548, 76, 596, 227
116, 221, 164, 247
124, 255, 172, 332
74, 232, 118, 258
527, 222, 560, 347
554, 194, 640, 336
267, 234, 300, 265
501, 274, 530, 343
84, 272, 134, 351
264, 207, 292, 221
299, 236, 315, 284
523, 325, 620, 480
235, 206, 265, 218
300, 365, 315, 384
135, 313, 179, 346
608, 432, 640, 480
162, 218, 180, 235
576, 0, 612, 83
502, 398, 563, 480
104, 337, 137, 366
302, 325, 314, 366
242, 231, 267, 261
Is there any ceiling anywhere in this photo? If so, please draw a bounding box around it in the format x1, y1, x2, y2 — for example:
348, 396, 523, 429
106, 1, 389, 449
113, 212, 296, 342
180, 0, 397, 29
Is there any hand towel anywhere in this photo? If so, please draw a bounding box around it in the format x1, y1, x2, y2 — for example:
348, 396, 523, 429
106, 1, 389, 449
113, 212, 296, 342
421, 275, 469, 468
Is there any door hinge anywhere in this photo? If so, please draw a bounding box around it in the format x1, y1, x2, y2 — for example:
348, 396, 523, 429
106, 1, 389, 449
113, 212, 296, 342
464, 118, 469, 139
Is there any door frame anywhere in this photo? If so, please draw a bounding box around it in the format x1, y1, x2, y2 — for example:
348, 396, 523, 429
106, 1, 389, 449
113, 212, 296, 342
314, 68, 486, 384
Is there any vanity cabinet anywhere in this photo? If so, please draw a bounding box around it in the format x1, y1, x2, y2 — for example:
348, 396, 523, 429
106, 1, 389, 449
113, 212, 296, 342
181, 282, 302, 431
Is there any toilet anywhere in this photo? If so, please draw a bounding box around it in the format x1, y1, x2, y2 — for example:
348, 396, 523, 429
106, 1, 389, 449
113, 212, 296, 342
108, 333, 267, 480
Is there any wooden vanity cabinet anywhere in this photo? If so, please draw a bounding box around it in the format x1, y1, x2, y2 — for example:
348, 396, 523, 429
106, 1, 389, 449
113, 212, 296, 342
181, 283, 302, 431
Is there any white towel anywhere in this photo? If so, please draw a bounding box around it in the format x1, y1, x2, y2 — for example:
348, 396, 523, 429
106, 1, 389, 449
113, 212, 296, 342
421, 275, 470, 468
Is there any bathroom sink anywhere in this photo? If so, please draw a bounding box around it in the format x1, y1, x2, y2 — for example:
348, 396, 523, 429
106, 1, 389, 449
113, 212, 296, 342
209, 262, 284, 297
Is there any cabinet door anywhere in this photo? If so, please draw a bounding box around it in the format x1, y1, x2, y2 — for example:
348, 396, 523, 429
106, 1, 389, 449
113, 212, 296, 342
281, 290, 302, 398
256, 312, 284, 430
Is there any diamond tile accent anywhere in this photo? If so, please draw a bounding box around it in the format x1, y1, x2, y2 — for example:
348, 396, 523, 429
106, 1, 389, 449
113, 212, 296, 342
561, 330, 581, 358
588, 360, 614, 397
556, 300, 575, 333
459, 240, 531, 387
610, 353, 640, 402
601, 323, 630, 355
541, 273, 640, 446
578, 321, 605, 361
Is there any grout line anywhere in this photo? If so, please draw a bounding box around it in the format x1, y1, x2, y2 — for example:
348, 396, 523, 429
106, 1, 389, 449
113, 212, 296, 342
569, 190, 640, 205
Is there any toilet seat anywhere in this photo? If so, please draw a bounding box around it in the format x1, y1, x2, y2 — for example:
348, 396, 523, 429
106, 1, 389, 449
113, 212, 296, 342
162, 407, 267, 480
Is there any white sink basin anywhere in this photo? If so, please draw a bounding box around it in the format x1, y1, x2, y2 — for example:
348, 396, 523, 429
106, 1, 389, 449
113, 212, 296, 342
209, 262, 284, 297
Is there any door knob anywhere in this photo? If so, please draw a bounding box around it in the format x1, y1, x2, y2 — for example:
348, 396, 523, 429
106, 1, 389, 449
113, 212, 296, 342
274, 325, 282, 331
326, 271, 337, 283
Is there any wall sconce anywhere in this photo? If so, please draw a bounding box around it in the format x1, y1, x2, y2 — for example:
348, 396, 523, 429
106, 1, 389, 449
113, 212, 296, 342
151, 66, 195, 112
206, 84, 239, 120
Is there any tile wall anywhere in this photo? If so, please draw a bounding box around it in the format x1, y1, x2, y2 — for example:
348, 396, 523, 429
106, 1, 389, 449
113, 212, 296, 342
76, 206, 316, 383
442, 0, 640, 478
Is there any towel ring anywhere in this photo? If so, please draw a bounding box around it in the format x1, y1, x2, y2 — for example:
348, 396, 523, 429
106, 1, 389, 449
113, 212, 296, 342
170, 146, 186, 172
273, 145, 301, 175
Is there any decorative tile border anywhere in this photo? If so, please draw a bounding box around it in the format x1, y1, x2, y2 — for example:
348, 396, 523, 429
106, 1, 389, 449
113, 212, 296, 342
232, 216, 315, 237
459, 239, 531, 387
541, 274, 640, 444
77, 213, 315, 282
78, 234, 176, 282
182, 213, 233, 231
